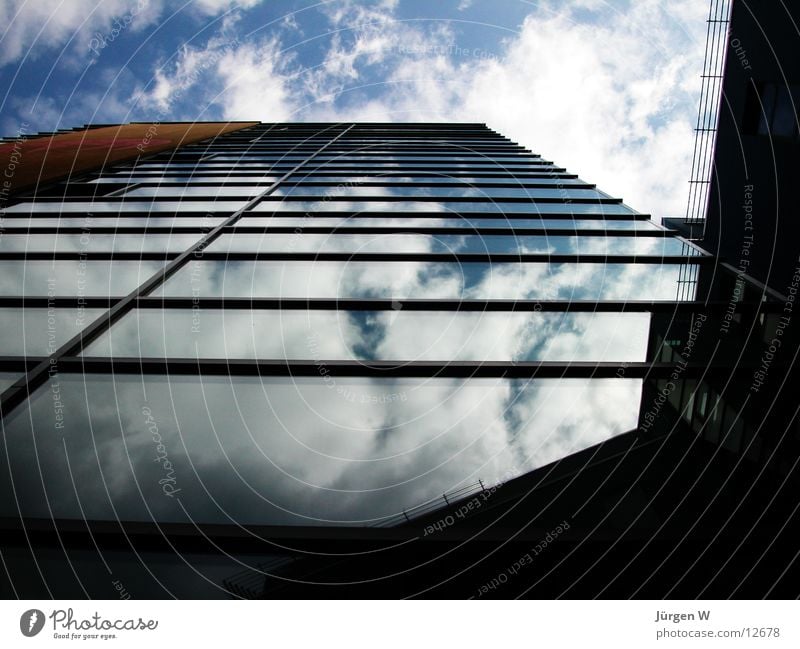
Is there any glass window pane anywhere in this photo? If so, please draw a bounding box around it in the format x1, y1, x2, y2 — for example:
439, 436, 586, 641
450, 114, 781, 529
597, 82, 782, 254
757, 83, 777, 135
129, 162, 563, 173
0, 260, 164, 296
252, 201, 636, 215
0, 373, 642, 526
210, 155, 309, 162
0, 308, 106, 355
89, 175, 281, 184
3, 201, 246, 213
234, 216, 660, 230
311, 157, 545, 164
771, 84, 797, 137
154, 260, 696, 301
207, 233, 698, 256
84, 310, 651, 362
270, 186, 608, 200
132, 162, 291, 170
0, 216, 226, 227
285, 176, 589, 185
0, 233, 202, 253
301, 165, 560, 173
125, 186, 268, 198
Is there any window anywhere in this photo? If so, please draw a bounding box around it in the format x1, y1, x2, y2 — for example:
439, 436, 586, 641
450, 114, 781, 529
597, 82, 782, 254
744, 81, 800, 140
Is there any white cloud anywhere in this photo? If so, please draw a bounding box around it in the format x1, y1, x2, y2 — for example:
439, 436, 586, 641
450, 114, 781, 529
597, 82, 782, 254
6, 0, 709, 219
212, 39, 297, 121
0, 0, 263, 66
292, 0, 707, 218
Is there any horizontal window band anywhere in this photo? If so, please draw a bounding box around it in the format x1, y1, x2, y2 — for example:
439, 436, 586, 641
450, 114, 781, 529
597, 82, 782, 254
224, 227, 673, 236
8, 194, 615, 205
256, 196, 623, 205
52, 357, 771, 379
0, 297, 776, 312
0, 226, 675, 236
0, 227, 214, 234
108, 181, 596, 189
180, 148, 536, 153
2, 211, 650, 220
259, 159, 552, 164
134, 298, 767, 311
177, 143, 533, 148
249, 209, 647, 218
179, 148, 533, 155
247, 211, 651, 220
0, 252, 710, 262
0, 210, 238, 217
98, 172, 579, 179
119, 166, 569, 174
131, 160, 558, 166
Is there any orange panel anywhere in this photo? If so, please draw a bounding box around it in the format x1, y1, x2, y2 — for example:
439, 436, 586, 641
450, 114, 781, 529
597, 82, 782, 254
0, 121, 259, 199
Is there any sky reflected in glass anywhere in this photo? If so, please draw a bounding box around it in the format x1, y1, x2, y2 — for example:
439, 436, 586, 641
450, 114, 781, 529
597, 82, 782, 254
84, 309, 651, 363
154, 260, 695, 301
0, 373, 642, 526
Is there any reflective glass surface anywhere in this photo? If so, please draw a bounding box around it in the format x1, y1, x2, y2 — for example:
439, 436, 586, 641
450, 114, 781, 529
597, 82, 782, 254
0, 261, 164, 296
125, 186, 268, 198
310, 156, 544, 163
154, 260, 696, 300
234, 216, 661, 230
131, 162, 562, 172
210, 155, 310, 162
90, 175, 281, 184
216, 156, 544, 164
3, 201, 246, 213
131, 163, 296, 170
207, 233, 698, 256
0, 373, 642, 526
0, 233, 202, 253
285, 176, 588, 185
270, 186, 609, 199
84, 309, 651, 363
302, 163, 557, 170
0, 216, 226, 227
0, 308, 105, 355
253, 201, 636, 215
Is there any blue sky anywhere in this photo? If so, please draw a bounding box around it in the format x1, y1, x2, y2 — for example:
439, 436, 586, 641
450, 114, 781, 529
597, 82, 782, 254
0, 0, 708, 218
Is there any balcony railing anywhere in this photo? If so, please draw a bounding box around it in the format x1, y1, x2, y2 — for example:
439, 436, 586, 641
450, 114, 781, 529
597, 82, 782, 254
686, 0, 733, 228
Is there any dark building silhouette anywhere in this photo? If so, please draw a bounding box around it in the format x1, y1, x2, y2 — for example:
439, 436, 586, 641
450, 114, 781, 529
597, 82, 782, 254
0, 115, 797, 598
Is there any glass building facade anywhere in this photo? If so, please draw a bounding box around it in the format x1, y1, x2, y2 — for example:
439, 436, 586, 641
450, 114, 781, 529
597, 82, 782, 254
0, 122, 795, 598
